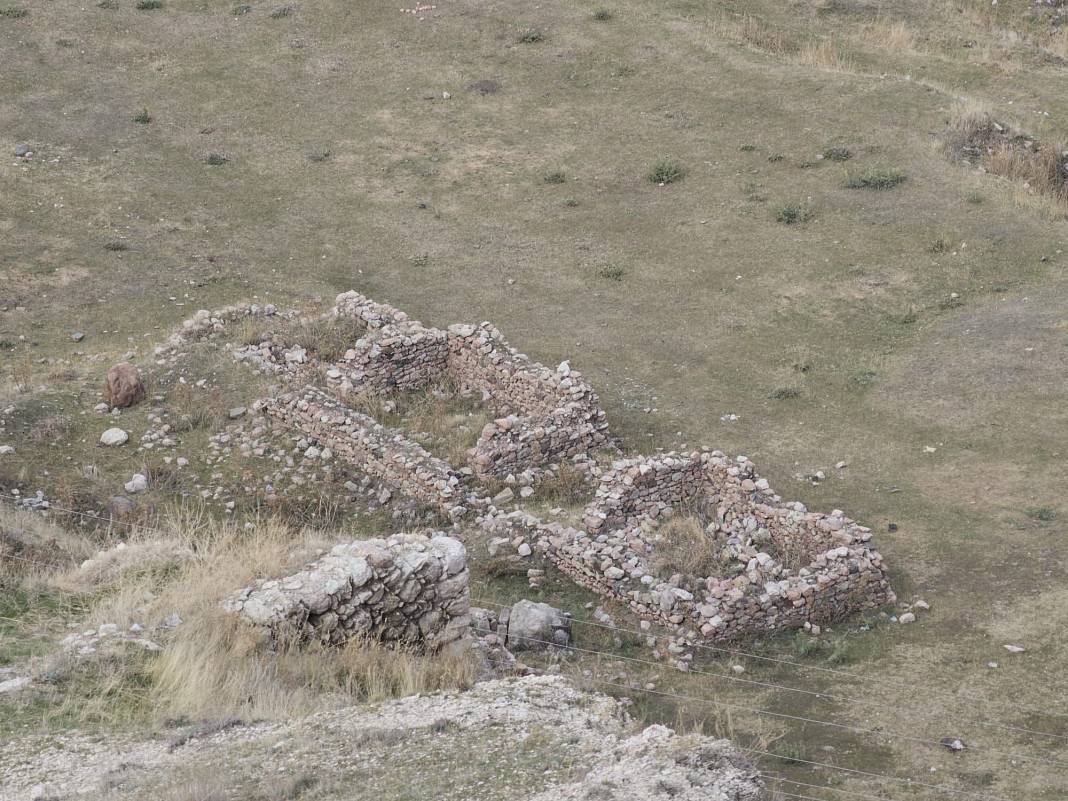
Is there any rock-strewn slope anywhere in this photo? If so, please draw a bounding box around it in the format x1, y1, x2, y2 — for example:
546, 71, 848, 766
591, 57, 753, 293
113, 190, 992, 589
0, 676, 763, 801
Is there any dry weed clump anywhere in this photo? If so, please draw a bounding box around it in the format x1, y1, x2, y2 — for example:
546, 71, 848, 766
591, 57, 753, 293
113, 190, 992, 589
709, 14, 852, 72
649, 516, 723, 580
40, 511, 475, 725
859, 17, 917, 53
943, 101, 1068, 216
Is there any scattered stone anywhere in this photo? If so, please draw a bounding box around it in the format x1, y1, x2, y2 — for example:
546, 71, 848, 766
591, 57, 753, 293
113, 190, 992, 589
898, 612, 916, 624
940, 737, 966, 753
15, 144, 31, 157
504, 599, 572, 651
492, 487, 515, 505
99, 427, 129, 446
0, 445, 14, 456
71, 331, 85, 342
1003, 644, 1026, 653
228, 406, 247, 419
124, 473, 149, 494
104, 362, 145, 408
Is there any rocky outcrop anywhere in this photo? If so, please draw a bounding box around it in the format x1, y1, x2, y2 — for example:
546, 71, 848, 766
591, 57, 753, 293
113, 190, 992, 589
223, 532, 470, 651
0, 675, 764, 801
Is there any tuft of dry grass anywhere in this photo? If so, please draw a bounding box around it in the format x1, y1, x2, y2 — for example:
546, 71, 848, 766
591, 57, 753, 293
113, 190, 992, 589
648, 516, 722, 580
283, 315, 366, 363
795, 39, 852, 72
35, 511, 476, 726
943, 100, 1068, 216
859, 18, 917, 53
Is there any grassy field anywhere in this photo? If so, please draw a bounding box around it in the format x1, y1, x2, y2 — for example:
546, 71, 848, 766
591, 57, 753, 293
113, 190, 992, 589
3, 0, 1068, 799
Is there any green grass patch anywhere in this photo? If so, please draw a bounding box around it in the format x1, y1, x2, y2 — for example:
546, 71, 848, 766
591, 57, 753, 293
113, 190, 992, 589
205, 153, 228, 166
543, 170, 566, 184
135, 0, 163, 9
132, 108, 152, 124
233, 2, 252, 13
592, 8, 612, 21
517, 27, 544, 43
823, 146, 852, 162
774, 200, 812, 225
768, 386, 802, 400
0, 5, 28, 17
1025, 506, 1056, 522
648, 159, 684, 184
844, 168, 907, 190
596, 264, 625, 281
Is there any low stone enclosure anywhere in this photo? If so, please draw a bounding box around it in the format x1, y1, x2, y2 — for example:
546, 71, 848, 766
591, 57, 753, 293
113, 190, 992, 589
167, 294, 894, 646
483, 450, 895, 643
223, 532, 471, 651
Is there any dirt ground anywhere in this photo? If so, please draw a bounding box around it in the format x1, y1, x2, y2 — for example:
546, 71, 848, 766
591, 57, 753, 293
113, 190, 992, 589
3, 1, 1068, 799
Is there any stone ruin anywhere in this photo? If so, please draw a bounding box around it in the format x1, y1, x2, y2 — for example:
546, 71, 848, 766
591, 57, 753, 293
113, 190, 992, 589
223, 532, 470, 651
257, 387, 475, 519
326, 291, 612, 480
483, 450, 895, 643
165, 293, 894, 647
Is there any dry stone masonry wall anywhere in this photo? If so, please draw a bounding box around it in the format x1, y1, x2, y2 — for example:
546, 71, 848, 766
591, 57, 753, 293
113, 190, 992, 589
258, 388, 475, 518
482, 449, 894, 643
223, 532, 470, 651
328, 291, 611, 478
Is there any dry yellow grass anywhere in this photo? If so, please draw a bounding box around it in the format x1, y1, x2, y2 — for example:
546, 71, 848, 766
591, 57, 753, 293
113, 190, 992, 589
794, 39, 852, 73
648, 516, 722, 580
709, 14, 852, 73
859, 18, 918, 54
32, 512, 476, 726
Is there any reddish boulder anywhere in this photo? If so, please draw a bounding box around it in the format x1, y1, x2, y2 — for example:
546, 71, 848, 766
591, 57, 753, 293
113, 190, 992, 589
104, 362, 145, 408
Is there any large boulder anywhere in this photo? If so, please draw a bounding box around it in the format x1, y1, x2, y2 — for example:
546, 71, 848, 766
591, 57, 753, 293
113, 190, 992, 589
504, 599, 572, 651
104, 362, 145, 408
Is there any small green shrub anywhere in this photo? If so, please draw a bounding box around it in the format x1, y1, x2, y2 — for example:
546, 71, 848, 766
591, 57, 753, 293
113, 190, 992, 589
269, 4, 292, 17
739, 143, 757, 152
1026, 506, 1056, 522
592, 8, 612, 21
774, 201, 812, 225
887, 310, 918, 325
648, 159, 684, 184
205, 153, 228, 166
232, 2, 252, 13
966, 191, 985, 205
597, 264, 625, 281
0, 5, 28, 17
135, 0, 163, 9
306, 149, 331, 162
133, 109, 152, 124
103, 241, 129, 251
845, 168, 907, 190
767, 153, 784, 162
96, 0, 118, 7
563, 198, 579, 207
768, 387, 801, 400
543, 170, 566, 184
851, 370, 877, 387
517, 27, 544, 43
823, 146, 852, 162
770, 742, 809, 764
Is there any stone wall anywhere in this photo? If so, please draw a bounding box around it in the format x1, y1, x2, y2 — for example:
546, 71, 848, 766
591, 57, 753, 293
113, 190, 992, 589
325, 292, 612, 479
446, 322, 611, 478
481, 449, 894, 643
329, 291, 450, 396
259, 388, 474, 518
223, 532, 470, 651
